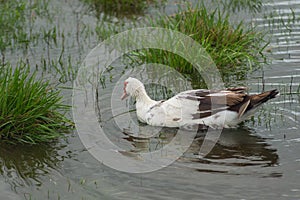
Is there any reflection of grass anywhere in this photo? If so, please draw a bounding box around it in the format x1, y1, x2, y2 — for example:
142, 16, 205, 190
0, 63, 73, 144
81, 0, 160, 18
0, 142, 64, 186
264, 8, 299, 35
221, 0, 263, 13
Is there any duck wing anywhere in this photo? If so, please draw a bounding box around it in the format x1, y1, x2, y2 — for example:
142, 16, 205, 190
176, 89, 247, 119
144, 88, 278, 128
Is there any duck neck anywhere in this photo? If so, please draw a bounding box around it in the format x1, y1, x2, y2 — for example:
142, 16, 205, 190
133, 87, 157, 123
134, 88, 156, 107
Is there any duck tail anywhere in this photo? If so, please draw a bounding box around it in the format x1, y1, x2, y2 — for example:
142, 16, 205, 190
250, 89, 279, 107
238, 89, 279, 118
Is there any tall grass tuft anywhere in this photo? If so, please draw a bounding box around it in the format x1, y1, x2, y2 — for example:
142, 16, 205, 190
129, 6, 267, 81
0, 63, 73, 144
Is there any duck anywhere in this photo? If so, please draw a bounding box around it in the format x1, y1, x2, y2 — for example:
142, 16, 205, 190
121, 77, 279, 129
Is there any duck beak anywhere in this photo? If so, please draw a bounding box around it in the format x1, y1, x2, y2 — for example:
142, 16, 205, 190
121, 92, 128, 100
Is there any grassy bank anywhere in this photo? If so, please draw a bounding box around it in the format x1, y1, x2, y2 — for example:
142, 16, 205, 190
0, 63, 73, 144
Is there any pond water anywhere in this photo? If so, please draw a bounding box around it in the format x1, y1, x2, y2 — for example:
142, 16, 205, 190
0, 0, 300, 199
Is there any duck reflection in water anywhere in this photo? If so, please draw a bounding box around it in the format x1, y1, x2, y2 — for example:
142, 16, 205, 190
122, 126, 279, 168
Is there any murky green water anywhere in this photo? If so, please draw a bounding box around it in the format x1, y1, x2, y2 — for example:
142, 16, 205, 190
1, 0, 300, 199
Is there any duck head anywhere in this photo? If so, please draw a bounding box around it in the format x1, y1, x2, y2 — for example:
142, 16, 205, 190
121, 77, 145, 100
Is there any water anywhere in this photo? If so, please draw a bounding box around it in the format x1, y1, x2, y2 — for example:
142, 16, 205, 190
1, 0, 300, 199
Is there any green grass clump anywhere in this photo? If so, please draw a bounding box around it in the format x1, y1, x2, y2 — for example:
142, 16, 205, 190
0, 64, 73, 144
132, 6, 267, 80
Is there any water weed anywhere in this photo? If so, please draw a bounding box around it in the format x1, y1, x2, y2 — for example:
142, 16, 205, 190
0, 0, 52, 64
0, 63, 73, 144
94, 5, 267, 84
133, 5, 267, 81
0, 1, 27, 64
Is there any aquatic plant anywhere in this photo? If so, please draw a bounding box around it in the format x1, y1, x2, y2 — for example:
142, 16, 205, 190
0, 1, 27, 64
0, 0, 55, 65
132, 6, 267, 81
0, 63, 73, 144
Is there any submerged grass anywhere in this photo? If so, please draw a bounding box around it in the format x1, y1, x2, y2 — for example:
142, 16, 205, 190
0, 63, 73, 144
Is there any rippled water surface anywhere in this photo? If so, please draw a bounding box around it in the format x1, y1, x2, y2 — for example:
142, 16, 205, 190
1, 0, 300, 199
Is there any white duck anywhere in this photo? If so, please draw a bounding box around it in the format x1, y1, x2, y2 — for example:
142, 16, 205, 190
121, 77, 278, 129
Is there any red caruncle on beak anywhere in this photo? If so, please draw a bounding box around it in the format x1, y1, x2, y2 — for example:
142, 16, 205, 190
121, 81, 128, 100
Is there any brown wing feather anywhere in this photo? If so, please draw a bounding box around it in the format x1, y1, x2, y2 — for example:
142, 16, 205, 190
188, 89, 248, 119
226, 87, 247, 93
225, 93, 246, 106
238, 99, 250, 118
228, 89, 279, 118
248, 89, 279, 109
